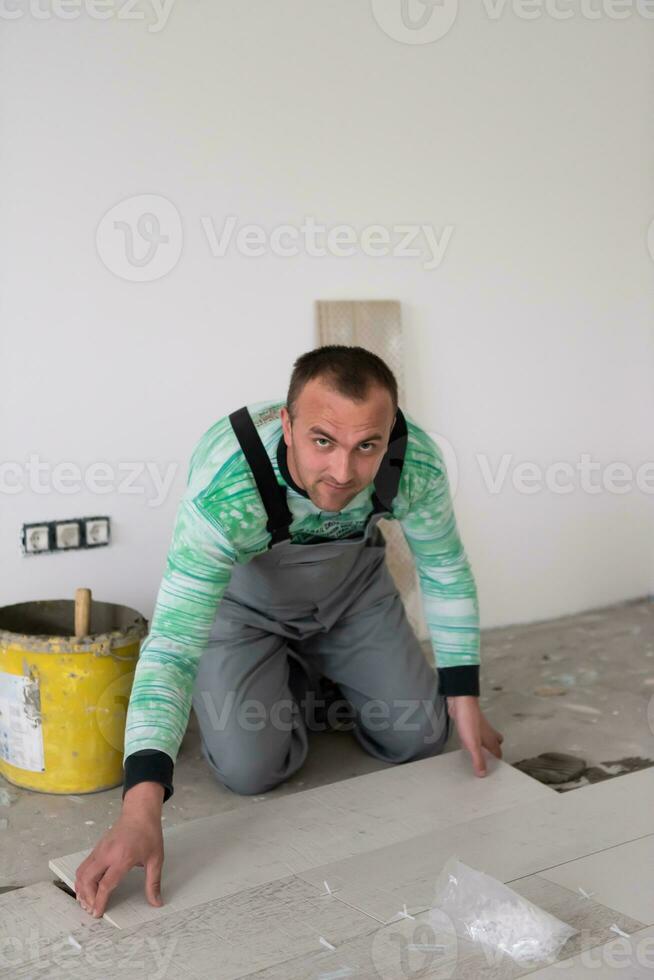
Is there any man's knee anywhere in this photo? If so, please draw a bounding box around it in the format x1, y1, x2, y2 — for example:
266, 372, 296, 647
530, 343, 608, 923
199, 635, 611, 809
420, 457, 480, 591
198, 714, 308, 795
383, 726, 449, 764
357, 694, 450, 764
402, 700, 451, 761
199, 732, 291, 794
215, 757, 286, 796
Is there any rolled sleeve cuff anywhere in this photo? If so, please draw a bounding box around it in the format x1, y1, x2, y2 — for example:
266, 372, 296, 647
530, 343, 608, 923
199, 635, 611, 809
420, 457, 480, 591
437, 664, 480, 697
123, 749, 174, 804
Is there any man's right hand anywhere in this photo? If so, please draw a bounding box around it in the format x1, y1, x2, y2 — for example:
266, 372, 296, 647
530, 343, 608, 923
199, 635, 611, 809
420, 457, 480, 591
74, 781, 165, 918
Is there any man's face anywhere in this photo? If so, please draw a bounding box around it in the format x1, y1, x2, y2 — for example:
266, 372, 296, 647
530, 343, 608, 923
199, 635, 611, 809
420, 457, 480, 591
280, 377, 396, 512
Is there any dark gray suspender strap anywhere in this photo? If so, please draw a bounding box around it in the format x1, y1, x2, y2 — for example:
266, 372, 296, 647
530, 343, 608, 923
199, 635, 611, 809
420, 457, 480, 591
229, 406, 293, 546
371, 407, 408, 515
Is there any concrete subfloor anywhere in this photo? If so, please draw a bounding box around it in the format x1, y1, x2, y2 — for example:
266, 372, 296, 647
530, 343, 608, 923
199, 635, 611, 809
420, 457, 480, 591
1, 595, 653, 892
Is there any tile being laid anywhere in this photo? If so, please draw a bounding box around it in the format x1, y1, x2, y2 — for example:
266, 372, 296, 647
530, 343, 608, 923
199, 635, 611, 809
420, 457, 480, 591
0, 880, 112, 944
475, 767, 654, 883
539, 834, 654, 927
508, 874, 645, 964
50, 750, 550, 928
301, 748, 556, 840
12, 875, 379, 980
129, 873, 380, 980
230, 903, 460, 980
298, 769, 654, 926
440, 875, 646, 980
239, 750, 553, 872
7, 918, 199, 980
297, 823, 486, 925
0, 881, 191, 980
229, 878, 645, 980
49, 829, 302, 929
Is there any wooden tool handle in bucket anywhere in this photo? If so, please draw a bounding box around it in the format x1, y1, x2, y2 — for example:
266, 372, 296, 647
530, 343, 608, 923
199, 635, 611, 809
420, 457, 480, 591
75, 588, 92, 638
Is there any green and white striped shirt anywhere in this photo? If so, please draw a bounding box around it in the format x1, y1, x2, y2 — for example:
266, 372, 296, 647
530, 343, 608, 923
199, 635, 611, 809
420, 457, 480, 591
123, 400, 481, 767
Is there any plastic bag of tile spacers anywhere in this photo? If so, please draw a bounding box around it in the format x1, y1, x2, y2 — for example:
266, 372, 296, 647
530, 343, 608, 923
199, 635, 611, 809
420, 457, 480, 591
432, 857, 578, 966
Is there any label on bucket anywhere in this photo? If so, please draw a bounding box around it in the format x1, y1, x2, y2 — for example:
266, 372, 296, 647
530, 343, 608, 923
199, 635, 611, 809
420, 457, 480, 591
0, 672, 45, 772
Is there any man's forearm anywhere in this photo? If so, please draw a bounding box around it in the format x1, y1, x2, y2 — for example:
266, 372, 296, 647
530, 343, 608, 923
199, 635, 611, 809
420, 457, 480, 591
122, 496, 236, 763
122, 780, 165, 814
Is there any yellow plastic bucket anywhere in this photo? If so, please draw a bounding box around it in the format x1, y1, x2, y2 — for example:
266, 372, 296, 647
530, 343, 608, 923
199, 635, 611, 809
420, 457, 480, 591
0, 599, 147, 794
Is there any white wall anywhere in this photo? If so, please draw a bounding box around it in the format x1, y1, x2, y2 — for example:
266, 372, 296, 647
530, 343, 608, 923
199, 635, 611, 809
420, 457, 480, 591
1, 1, 652, 629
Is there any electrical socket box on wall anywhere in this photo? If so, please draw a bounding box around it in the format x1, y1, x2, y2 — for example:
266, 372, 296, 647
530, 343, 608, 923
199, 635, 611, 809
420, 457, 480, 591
23, 524, 51, 554
84, 517, 110, 547
22, 516, 111, 555
55, 521, 81, 550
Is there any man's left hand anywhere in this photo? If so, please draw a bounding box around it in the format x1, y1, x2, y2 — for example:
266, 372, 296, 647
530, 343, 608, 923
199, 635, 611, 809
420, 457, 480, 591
446, 695, 503, 777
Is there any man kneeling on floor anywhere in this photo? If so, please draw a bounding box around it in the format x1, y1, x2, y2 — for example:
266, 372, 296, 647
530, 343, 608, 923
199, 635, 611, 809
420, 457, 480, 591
76, 345, 504, 917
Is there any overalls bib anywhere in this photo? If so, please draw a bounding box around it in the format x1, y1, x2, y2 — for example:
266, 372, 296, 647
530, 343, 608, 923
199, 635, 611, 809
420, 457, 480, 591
191, 406, 450, 795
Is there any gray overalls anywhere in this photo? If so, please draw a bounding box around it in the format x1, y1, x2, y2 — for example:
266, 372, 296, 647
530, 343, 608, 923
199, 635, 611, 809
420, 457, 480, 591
191, 405, 450, 795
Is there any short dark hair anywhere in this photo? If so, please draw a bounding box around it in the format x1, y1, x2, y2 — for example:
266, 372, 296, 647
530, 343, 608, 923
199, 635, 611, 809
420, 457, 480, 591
286, 345, 399, 421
